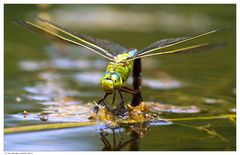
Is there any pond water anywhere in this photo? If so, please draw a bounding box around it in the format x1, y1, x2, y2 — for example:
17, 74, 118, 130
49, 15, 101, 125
4, 4, 236, 151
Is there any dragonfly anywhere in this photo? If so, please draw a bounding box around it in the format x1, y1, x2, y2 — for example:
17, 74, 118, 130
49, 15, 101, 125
14, 17, 225, 116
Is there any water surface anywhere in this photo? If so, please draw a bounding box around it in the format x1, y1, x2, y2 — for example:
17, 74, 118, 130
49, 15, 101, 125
4, 4, 236, 151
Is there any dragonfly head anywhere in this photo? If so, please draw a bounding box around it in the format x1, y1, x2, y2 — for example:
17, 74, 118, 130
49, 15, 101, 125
100, 72, 122, 93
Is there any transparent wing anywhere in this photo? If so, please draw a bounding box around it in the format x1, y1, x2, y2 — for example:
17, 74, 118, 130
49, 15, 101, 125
14, 19, 115, 61
36, 17, 127, 56
139, 29, 222, 56
127, 42, 227, 61
139, 37, 190, 54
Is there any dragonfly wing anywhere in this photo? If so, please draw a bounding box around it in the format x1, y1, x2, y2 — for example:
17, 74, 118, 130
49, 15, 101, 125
14, 19, 115, 60
36, 17, 127, 56
139, 29, 221, 56
14, 19, 75, 45
127, 42, 227, 61
88, 38, 128, 56
139, 37, 191, 54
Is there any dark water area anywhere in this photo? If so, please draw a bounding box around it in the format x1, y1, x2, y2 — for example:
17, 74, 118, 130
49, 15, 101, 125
4, 4, 236, 151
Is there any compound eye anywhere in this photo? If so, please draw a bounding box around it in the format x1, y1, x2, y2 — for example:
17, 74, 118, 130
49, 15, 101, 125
111, 73, 119, 82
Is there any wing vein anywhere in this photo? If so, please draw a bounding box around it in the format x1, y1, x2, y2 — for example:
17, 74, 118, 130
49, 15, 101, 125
14, 19, 114, 61
36, 17, 116, 58
139, 29, 220, 56
127, 43, 226, 61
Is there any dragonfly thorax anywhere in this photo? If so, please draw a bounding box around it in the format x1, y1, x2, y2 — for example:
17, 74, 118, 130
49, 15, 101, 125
100, 71, 123, 93
100, 49, 137, 93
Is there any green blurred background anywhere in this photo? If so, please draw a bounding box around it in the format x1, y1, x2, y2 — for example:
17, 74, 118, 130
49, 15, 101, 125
4, 4, 236, 151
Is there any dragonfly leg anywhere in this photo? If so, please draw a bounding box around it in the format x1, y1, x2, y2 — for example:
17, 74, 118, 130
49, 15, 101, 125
118, 90, 124, 108
120, 86, 143, 101
111, 91, 116, 106
120, 86, 139, 93
115, 90, 128, 115
103, 101, 114, 113
93, 93, 110, 114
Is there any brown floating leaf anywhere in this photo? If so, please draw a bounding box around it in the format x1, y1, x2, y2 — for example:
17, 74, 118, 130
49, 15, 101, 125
88, 102, 160, 126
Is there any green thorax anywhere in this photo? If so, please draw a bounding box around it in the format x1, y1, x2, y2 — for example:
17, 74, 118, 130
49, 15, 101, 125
106, 52, 134, 82
100, 49, 137, 93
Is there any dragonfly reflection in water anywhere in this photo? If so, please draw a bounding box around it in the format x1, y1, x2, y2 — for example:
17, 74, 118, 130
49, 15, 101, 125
99, 123, 150, 151
14, 17, 225, 116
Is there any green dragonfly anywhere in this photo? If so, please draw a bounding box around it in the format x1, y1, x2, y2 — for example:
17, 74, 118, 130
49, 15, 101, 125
14, 17, 225, 115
